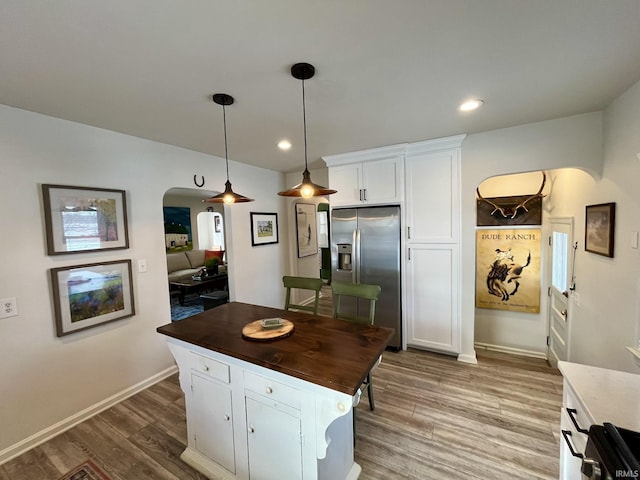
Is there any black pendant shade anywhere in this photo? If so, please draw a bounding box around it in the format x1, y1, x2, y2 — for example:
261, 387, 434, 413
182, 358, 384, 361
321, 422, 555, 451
204, 93, 254, 204
278, 63, 337, 198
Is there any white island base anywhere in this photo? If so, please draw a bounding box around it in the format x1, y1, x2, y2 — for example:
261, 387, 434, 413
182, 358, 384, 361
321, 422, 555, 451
167, 338, 362, 480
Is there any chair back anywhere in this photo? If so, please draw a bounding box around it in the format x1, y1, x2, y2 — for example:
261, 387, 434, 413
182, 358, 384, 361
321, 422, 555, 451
283, 276, 324, 315
331, 281, 381, 325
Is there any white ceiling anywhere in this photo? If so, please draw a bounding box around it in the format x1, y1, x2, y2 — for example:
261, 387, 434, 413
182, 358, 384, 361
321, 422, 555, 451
2, 1, 639, 173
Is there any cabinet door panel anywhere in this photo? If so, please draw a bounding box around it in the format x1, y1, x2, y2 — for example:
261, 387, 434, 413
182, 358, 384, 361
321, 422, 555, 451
405, 151, 459, 243
362, 157, 402, 204
246, 396, 302, 480
328, 164, 362, 206
191, 374, 235, 474
406, 245, 459, 353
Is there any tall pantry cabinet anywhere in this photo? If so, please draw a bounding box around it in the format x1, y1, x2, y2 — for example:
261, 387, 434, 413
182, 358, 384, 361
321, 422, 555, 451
404, 137, 464, 354
324, 135, 465, 355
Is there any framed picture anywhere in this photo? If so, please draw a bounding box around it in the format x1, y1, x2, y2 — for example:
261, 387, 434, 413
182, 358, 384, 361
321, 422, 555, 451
250, 212, 278, 246
42, 184, 129, 255
163, 206, 192, 253
295, 203, 318, 258
475, 228, 541, 313
50, 259, 135, 337
585, 202, 615, 257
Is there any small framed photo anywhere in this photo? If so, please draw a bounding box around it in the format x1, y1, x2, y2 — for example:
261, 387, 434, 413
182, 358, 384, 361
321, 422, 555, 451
295, 203, 318, 258
50, 260, 135, 337
42, 184, 129, 255
250, 212, 278, 246
585, 202, 615, 257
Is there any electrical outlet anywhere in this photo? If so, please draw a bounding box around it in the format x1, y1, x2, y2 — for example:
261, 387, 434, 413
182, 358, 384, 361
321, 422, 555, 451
0, 297, 18, 319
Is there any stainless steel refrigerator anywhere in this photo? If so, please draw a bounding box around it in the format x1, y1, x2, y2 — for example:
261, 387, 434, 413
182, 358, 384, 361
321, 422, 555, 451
331, 206, 401, 349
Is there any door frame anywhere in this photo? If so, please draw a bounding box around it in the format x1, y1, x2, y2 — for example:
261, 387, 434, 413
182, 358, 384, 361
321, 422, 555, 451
546, 216, 574, 366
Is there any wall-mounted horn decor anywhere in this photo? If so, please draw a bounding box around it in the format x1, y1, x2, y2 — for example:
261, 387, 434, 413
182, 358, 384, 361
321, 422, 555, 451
476, 171, 546, 226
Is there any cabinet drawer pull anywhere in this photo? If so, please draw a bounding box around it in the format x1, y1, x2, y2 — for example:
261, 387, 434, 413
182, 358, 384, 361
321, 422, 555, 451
224, 415, 230, 421
561, 430, 584, 459
265, 386, 273, 394
202, 365, 209, 372
248, 426, 255, 433
566, 408, 589, 434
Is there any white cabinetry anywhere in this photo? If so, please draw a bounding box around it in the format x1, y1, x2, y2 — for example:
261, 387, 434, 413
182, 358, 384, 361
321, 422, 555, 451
558, 361, 640, 480
244, 371, 302, 480
559, 374, 591, 480
324, 145, 404, 207
406, 244, 459, 352
245, 395, 302, 479
166, 339, 359, 480
191, 373, 236, 473
404, 136, 464, 354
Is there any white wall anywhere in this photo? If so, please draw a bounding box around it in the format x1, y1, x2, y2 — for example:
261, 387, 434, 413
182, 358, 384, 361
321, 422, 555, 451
0, 105, 288, 457
163, 191, 224, 250
282, 169, 328, 305
549, 80, 640, 372
463, 78, 640, 373
474, 171, 552, 356
461, 112, 604, 363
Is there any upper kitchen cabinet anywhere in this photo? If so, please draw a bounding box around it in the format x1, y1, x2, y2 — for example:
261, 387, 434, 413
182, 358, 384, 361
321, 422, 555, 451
324, 145, 404, 207
405, 136, 465, 244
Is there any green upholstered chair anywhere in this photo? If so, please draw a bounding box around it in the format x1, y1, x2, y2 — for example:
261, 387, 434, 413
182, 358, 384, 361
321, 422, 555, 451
330, 281, 382, 412
282, 276, 324, 315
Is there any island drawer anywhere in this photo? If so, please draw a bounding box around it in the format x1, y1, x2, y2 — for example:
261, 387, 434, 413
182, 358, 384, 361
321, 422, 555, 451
189, 351, 230, 383
244, 371, 300, 409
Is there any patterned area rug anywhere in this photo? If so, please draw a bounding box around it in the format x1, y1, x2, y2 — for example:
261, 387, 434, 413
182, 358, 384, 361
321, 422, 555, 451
58, 460, 110, 480
170, 294, 204, 321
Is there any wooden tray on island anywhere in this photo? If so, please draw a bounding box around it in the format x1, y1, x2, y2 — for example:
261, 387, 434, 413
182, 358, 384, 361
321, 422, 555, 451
242, 319, 294, 341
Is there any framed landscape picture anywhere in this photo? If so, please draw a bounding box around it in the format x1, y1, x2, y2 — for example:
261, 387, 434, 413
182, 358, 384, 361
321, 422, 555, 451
585, 202, 615, 257
50, 259, 135, 336
250, 212, 279, 246
295, 203, 318, 258
42, 184, 129, 255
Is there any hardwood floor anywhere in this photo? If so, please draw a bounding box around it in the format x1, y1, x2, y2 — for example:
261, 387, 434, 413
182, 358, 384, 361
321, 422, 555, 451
1, 289, 563, 479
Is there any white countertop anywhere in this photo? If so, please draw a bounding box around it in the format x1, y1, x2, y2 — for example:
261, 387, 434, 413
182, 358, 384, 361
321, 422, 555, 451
559, 361, 640, 431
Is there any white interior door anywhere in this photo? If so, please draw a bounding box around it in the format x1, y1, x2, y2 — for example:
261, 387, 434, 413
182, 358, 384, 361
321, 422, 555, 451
547, 217, 573, 367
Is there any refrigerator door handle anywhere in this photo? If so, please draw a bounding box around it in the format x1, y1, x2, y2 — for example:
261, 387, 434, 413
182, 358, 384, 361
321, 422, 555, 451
352, 229, 358, 283
355, 228, 361, 284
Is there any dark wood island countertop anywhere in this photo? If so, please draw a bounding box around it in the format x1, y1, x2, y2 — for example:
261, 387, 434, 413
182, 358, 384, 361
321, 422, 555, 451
157, 302, 394, 396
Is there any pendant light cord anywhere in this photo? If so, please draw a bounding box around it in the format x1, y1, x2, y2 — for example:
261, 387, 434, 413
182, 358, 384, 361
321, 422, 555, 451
302, 78, 308, 171
222, 104, 230, 182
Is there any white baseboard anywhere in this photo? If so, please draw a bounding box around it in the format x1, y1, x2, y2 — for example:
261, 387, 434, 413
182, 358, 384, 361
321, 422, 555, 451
0, 365, 179, 466
457, 352, 478, 364
474, 342, 547, 360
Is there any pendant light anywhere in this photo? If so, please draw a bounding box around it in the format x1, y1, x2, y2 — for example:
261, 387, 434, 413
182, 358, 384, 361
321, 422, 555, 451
278, 63, 337, 198
204, 93, 254, 204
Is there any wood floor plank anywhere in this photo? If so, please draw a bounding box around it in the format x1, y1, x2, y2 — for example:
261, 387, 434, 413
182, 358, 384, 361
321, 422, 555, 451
0, 447, 60, 479
0, 331, 562, 480
128, 423, 208, 480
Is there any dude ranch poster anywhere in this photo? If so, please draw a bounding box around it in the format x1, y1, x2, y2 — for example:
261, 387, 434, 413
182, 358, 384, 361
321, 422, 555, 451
475, 228, 541, 313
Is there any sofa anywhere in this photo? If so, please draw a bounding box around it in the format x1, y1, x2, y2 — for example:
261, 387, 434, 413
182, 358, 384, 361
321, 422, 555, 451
166, 250, 206, 281
166, 249, 226, 281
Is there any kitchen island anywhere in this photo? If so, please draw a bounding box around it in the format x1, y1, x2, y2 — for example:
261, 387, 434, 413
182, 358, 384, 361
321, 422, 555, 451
157, 302, 393, 480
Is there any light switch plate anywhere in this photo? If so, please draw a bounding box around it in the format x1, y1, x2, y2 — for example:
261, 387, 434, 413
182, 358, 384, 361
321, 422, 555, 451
138, 259, 148, 273
572, 292, 581, 307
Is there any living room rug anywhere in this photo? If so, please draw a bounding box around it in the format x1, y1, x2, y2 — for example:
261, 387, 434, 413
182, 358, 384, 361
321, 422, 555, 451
58, 460, 111, 480
170, 294, 204, 321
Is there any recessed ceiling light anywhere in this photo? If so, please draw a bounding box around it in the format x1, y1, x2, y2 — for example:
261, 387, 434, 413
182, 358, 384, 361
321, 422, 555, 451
278, 140, 292, 150
458, 99, 484, 112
